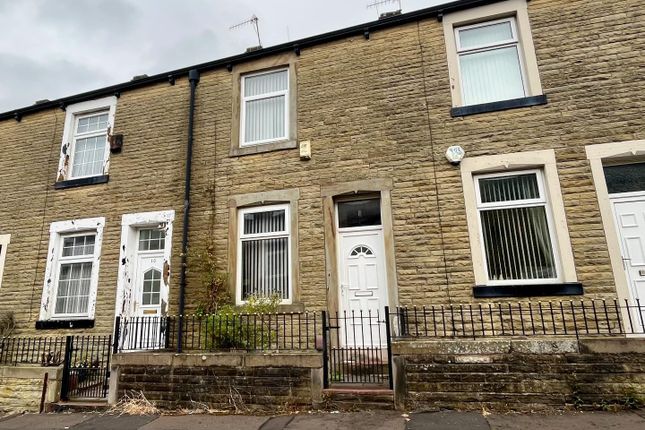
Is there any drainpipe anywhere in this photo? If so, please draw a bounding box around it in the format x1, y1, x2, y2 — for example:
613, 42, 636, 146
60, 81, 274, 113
177, 68, 200, 352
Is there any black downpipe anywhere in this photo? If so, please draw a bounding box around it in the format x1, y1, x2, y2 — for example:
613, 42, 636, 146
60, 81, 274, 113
177, 69, 200, 352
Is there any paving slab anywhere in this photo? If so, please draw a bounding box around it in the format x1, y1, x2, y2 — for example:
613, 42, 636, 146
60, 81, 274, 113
140, 415, 268, 430
287, 411, 405, 430
487, 411, 645, 430
407, 411, 490, 430
71, 414, 159, 430
260, 415, 296, 430
0, 413, 93, 430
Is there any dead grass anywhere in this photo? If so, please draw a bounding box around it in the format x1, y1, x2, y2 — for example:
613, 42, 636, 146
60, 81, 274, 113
107, 391, 160, 416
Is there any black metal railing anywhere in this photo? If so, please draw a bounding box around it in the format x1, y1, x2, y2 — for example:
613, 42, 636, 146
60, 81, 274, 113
0, 336, 66, 366
61, 335, 112, 400
393, 299, 645, 339
115, 312, 322, 353
322, 308, 393, 388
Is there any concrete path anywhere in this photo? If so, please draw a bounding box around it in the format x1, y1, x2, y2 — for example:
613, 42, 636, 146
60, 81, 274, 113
0, 410, 644, 429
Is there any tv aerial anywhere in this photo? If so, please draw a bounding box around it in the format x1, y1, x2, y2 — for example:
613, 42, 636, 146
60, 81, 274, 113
230, 15, 262, 49
367, 0, 402, 18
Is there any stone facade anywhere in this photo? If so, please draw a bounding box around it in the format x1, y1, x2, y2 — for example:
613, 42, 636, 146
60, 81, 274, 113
0, 0, 643, 334
395, 338, 645, 410
112, 352, 322, 410
0, 366, 62, 413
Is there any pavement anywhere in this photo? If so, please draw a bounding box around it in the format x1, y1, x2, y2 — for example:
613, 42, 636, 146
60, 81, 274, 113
0, 410, 644, 430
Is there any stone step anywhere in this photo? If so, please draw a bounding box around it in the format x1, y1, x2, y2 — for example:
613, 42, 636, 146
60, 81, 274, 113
322, 387, 394, 411
48, 400, 109, 413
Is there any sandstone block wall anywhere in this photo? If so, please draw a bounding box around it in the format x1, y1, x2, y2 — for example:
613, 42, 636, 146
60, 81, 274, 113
396, 338, 645, 410
0, 366, 62, 413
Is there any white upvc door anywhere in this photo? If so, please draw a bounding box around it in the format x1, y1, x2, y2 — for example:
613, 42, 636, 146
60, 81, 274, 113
338, 228, 389, 347
611, 193, 645, 332
131, 252, 165, 349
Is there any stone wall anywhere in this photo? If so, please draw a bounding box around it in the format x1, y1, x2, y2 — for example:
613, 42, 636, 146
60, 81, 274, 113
111, 352, 323, 411
0, 366, 62, 413
395, 338, 645, 411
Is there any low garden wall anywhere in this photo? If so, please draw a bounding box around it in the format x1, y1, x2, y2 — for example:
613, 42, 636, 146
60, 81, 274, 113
0, 365, 62, 413
393, 338, 645, 411
111, 352, 323, 411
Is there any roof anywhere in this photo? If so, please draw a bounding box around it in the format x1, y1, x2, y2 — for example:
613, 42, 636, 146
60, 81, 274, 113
0, 0, 501, 122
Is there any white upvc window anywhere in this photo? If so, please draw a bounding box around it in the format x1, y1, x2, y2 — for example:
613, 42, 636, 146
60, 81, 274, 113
240, 68, 289, 146
455, 17, 526, 106
54, 234, 96, 317
474, 170, 561, 285
39, 218, 105, 321
236, 204, 291, 304
58, 97, 117, 181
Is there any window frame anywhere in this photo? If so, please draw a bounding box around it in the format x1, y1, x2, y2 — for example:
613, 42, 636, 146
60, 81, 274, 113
236, 203, 292, 305
239, 68, 290, 147
68, 110, 111, 180
454, 17, 528, 106
473, 169, 562, 286
0, 234, 10, 291
52, 232, 97, 318
442, 0, 544, 111
57, 96, 117, 183
39, 217, 105, 322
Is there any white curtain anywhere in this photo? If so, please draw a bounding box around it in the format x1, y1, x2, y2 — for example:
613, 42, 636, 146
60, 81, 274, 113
71, 135, 106, 177
55, 262, 92, 314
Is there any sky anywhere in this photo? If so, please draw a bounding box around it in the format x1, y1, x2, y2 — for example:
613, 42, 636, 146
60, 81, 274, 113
0, 0, 447, 113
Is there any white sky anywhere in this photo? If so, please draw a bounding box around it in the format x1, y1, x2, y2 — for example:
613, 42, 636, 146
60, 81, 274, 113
0, 0, 448, 112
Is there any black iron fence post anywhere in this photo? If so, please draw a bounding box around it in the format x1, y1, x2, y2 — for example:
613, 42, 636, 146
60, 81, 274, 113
384, 306, 394, 390
112, 316, 121, 354
60, 335, 74, 401
321, 311, 329, 389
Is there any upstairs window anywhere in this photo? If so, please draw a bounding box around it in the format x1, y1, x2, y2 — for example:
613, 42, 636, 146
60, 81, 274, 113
240, 69, 289, 146
70, 111, 110, 178
455, 18, 525, 106
475, 170, 559, 284
237, 204, 291, 303
57, 96, 116, 185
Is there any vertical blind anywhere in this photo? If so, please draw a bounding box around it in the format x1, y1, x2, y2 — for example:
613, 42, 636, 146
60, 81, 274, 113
478, 173, 557, 281
457, 20, 525, 106
241, 208, 289, 300
243, 69, 288, 144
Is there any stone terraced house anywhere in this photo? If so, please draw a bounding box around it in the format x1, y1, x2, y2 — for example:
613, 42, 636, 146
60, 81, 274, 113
0, 0, 643, 336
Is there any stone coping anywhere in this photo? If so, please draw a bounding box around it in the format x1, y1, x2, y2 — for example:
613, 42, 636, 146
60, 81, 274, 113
112, 351, 323, 368
0, 365, 62, 379
392, 337, 645, 355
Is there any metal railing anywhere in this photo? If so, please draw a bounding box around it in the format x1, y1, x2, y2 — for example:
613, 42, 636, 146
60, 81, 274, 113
322, 308, 393, 388
61, 335, 112, 400
115, 312, 322, 353
392, 299, 645, 339
0, 336, 66, 366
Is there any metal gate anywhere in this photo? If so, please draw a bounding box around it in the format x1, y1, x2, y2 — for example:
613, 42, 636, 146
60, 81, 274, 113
61, 335, 112, 400
322, 307, 393, 388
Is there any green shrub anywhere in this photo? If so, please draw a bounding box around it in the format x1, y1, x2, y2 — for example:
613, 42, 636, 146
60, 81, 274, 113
201, 294, 281, 350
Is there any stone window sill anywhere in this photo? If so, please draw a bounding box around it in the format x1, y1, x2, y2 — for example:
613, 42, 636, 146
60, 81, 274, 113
473, 282, 583, 298
451, 95, 548, 117
35, 319, 95, 330
54, 175, 109, 190
230, 140, 297, 157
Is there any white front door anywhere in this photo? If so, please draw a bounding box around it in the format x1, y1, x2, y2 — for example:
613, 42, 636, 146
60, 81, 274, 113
612, 194, 645, 330
338, 228, 389, 346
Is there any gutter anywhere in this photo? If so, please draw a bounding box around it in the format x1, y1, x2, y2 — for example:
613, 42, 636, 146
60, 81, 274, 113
0, 0, 502, 122
177, 69, 200, 353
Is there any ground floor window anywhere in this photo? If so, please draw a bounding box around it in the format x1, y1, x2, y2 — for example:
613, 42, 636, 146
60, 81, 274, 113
39, 218, 105, 322
475, 170, 559, 284
237, 204, 291, 302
